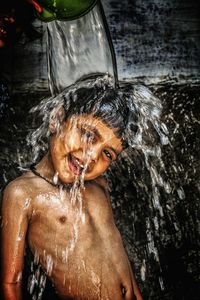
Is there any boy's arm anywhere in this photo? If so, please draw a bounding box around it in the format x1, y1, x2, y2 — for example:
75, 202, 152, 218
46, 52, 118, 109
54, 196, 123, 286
1, 182, 30, 300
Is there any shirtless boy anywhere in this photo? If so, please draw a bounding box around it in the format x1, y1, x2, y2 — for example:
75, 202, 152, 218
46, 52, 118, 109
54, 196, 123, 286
1, 76, 143, 300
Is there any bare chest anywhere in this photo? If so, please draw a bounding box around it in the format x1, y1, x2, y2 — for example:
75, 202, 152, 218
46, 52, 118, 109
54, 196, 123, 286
27, 186, 116, 255
26, 187, 132, 299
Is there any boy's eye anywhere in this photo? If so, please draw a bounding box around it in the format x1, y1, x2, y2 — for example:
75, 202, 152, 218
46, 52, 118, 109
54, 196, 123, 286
103, 149, 113, 160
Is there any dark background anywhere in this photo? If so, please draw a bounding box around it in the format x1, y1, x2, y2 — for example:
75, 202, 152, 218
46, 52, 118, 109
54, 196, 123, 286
0, 0, 200, 299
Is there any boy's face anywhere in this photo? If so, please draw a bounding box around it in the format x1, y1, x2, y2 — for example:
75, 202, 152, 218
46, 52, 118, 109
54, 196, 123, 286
50, 114, 123, 183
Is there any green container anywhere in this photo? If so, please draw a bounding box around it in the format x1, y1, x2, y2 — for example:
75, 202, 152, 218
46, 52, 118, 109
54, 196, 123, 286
35, 0, 97, 22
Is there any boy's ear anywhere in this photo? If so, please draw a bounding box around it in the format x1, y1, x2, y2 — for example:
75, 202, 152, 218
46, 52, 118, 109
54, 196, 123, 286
49, 106, 65, 133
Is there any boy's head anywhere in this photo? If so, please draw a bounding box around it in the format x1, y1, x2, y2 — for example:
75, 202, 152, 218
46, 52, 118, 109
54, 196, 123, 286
51, 74, 139, 143
30, 74, 165, 183
48, 75, 137, 183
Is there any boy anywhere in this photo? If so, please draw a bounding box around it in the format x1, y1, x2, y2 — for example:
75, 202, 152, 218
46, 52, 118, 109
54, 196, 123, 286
1, 75, 144, 300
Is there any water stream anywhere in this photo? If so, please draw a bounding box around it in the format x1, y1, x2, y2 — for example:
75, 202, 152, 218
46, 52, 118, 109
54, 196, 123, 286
47, 1, 118, 95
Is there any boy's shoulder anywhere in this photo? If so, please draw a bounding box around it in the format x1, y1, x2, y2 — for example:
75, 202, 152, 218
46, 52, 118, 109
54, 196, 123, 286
85, 175, 109, 199
94, 175, 108, 191
87, 174, 107, 187
85, 176, 114, 216
3, 171, 40, 202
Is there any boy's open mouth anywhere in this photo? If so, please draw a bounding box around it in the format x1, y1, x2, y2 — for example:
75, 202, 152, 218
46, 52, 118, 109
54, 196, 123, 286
68, 154, 85, 176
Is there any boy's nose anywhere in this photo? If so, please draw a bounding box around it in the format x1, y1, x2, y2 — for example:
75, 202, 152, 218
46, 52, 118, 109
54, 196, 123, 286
87, 159, 96, 172
87, 144, 102, 162
84, 144, 101, 166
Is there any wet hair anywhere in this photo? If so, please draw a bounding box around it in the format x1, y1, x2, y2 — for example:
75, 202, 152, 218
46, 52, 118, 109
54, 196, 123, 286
29, 73, 166, 162
60, 75, 138, 145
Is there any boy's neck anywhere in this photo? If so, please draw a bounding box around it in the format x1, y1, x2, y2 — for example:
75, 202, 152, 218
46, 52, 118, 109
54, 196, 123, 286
35, 152, 55, 182
32, 153, 74, 190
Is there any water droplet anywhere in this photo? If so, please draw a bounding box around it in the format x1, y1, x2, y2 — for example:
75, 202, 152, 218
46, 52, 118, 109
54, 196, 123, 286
177, 187, 185, 199
159, 276, 165, 291
53, 171, 59, 185
23, 198, 31, 208
46, 254, 53, 275
140, 260, 146, 281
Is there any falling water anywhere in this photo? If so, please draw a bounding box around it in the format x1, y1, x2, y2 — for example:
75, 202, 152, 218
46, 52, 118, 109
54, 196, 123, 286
47, 1, 119, 96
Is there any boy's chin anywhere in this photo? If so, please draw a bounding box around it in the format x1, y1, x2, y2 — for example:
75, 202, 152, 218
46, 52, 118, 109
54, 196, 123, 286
83, 173, 102, 181
59, 169, 101, 184
72, 173, 100, 183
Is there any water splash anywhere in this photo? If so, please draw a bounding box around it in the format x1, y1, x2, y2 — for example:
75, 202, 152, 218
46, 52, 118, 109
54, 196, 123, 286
27, 74, 168, 163
28, 264, 47, 300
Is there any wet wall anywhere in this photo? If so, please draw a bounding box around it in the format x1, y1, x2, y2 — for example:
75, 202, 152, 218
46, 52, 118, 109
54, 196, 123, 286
0, 0, 200, 300
103, 0, 200, 83
2, 0, 199, 93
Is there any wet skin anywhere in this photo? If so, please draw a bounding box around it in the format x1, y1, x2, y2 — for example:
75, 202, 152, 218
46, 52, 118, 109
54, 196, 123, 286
1, 114, 143, 300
